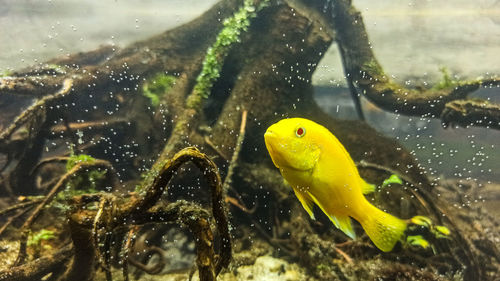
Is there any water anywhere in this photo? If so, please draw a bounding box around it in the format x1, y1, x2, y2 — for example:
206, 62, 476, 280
0, 1, 499, 280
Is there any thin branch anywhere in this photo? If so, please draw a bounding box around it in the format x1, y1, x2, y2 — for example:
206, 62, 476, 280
0, 206, 34, 237
30, 157, 69, 176
14, 159, 115, 266
222, 110, 248, 193
49, 118, 129, 137
441, 99, 500, 129
0, 244, 73, 281
225, 196, 257, 214
121, 226, 139, 281
334, 247, 353, 265
127, 246, 166, 275
0, 198, 44, 217
0, 79, 73, 143
204, 136, 229, 161
337, 39, 365, 121
0, 76, 66, 98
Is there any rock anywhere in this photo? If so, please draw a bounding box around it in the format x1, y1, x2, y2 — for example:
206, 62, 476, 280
217, 255, 307, 281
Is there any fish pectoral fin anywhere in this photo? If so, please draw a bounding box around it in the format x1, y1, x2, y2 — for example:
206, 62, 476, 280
329, 214, 356, 239
283, 178, 290, 187
361, 179, 376, 195
304, 191, 357, 239
292, 187, 315, 220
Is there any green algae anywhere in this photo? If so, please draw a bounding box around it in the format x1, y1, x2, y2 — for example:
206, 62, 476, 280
187, 0, 270, 109
65, 150, 106, 192
27, 229, 55, 248
433, 67, 460, 90
142, 73, 177, 107
361, 58, 385, 76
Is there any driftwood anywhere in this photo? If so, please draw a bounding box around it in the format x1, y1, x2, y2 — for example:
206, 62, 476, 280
0, 0, 498, 280
1, 147, 230, 281
323, 0, 500, 129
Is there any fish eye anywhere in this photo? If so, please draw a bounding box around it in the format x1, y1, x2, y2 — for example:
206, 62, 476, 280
295, 127, 306, 137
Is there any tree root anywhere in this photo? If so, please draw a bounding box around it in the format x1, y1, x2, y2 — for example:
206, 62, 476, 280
0, 244, 73, 281
60, 147, 231, 281
120, 226, 139, 281
127, 246, 166, 275
327, 0, 500, 130
0, 197, 44, 217
441, 99, 500, 130
0, 147, 231, 281
0, 205, 34, 237
13, 159, 117, 266
0, 79, 73, 143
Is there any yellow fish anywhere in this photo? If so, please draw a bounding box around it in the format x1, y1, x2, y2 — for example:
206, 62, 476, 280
264, 118, 407, 252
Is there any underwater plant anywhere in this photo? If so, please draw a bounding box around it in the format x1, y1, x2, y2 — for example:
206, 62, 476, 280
381, 174, 403, 188
27, 229, 55, 247
187, 0, 270, 108
64, 150, 107, 193
27, 229, 56, 257
142, 73, 176, 107
432, 67, 461, 90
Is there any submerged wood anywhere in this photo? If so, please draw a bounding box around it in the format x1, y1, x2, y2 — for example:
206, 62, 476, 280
0, 0, 498, 280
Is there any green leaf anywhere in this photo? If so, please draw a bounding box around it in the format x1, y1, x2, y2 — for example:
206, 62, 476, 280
410, 215, 433, 228
432, 225, 451, 239
381, 174, 403, 187
28, 229, 56, 247
406, 235, 430, 249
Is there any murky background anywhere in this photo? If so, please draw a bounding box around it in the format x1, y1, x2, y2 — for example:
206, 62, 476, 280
2, 0, 499, 78
1, 0, 498, 182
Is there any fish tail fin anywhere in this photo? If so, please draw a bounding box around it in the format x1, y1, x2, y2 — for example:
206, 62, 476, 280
360, 203, 407, 252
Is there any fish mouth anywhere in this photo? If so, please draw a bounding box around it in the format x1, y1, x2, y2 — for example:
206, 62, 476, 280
264, 130, 276, 144
264, 130, 280, 168
264, 130, 311, 172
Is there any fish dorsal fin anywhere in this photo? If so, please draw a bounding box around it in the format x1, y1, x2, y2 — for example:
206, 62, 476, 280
305, 191, 356, 239
292, 187, 316, 220
361, 179, 376, 195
